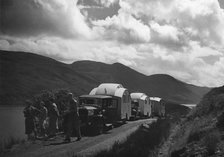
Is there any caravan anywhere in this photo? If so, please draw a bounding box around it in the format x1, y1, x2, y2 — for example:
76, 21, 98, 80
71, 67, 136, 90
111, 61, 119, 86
150, 97, 165, 117
130, 93, 151, 118
79, 83, 132, 124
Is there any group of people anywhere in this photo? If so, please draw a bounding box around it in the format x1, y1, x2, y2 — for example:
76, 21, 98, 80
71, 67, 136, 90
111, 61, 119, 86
23, 93, 81, 142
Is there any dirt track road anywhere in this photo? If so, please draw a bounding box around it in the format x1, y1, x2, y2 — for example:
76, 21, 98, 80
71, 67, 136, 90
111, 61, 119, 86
3, 118, 156, 157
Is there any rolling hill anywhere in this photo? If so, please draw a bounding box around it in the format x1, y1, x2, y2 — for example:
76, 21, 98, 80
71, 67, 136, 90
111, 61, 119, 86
0, 50, 210, 106
0, 50, 99, 106
72, 61, 210, 104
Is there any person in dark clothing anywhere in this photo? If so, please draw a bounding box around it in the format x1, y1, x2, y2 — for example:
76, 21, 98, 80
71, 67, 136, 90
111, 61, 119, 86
23, 100, 36, 140
48, 99, 59, 138
37, 101, 48, 138
63, 93, 81, 142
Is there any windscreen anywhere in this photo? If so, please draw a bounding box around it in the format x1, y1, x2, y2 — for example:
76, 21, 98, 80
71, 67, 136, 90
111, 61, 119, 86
79, 98, 102, 107
79, 98, 117, 109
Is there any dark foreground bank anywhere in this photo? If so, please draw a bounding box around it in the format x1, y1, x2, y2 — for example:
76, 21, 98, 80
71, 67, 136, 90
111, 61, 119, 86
169, 86, 224, 157
89, 118, 172, 157
86, 101, 190, 157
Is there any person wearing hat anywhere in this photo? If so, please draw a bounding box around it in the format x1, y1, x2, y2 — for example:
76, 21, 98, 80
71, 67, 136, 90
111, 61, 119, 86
63, 93, 81, 142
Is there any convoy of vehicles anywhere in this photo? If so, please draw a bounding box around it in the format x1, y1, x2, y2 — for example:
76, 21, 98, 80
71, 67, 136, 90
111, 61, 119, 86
78, 83, 165, 134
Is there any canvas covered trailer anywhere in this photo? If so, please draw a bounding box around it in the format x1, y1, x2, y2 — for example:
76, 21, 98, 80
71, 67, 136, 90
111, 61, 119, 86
150, 97, 165, 117
88, 83, 132, 121
130, 93, 151, 117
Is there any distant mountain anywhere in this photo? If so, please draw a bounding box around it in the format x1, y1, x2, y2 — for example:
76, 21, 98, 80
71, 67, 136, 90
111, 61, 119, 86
0, 50, 210, 106
72, 61, 210, 104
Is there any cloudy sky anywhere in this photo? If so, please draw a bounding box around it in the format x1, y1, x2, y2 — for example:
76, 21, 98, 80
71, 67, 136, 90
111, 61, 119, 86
0, 0, 224, 87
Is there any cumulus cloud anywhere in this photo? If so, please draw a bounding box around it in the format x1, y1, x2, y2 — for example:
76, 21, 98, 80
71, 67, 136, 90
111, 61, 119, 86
90, 0, 224, 48
0, 40, 10, 50
174, 0, 224, 46
1, 0, 224, 87
134, 41, 224, 87
0, 0, 91, 38
121, 0, 224, 47
92, 6, 150, 43
78, 0, 119, 8
0, 35, 142, 65
149, 21, 187, 50
96, 0, 119, 7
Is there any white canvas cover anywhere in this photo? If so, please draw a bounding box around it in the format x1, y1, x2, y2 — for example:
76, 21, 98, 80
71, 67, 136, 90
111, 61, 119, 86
150, 97, 162, 102
130, 93, 146, 100
89, 88, 97, 95
95, 83, 123, 96
115, 88, 127, 98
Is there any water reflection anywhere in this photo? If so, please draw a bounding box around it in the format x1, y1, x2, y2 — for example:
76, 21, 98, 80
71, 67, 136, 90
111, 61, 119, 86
0, 106, 25, 141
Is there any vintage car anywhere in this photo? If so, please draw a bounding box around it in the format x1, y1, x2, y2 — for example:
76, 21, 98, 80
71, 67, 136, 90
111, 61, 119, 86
78, 95, 114, 134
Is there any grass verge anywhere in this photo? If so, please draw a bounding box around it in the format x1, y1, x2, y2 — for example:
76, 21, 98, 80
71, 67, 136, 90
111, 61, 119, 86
0, 136, 25, 153
90, 118, 172, 157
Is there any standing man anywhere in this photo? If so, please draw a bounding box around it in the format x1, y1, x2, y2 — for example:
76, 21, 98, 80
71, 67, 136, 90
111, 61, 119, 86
48, 98, 59, 138
38, 101, 48, 138
63, 93, 81, 142
23, 100, 36, 141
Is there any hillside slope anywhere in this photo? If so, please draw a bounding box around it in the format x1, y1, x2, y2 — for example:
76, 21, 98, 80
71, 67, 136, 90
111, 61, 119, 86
72, 61, 210, 103
0, 50, 210, 106
0, 51, 98, 105
169, 86, 224, 157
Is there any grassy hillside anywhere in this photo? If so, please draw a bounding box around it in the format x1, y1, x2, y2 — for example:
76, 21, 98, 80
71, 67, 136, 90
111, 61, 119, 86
169, 86, 224, 157
72, 61, 210, 103
0, 51, 98, 105
0, 50, 210, 106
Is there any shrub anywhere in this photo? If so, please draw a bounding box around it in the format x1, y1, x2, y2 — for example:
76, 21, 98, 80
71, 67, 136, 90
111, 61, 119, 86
187, 116, 215, 143
29, 89, 71, 114
202, 130, 220, 155
192, 86, 224, 118
217, 112, 224, 130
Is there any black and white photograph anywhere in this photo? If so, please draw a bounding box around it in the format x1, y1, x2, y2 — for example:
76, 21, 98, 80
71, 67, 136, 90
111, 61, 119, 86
0, 0, 224, 156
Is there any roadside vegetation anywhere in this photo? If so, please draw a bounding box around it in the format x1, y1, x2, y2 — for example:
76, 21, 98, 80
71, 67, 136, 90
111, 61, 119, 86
0, 137, 25, 153
91, 118, 172, 157
88, 102, 190, 157
170, 86, 224, 157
